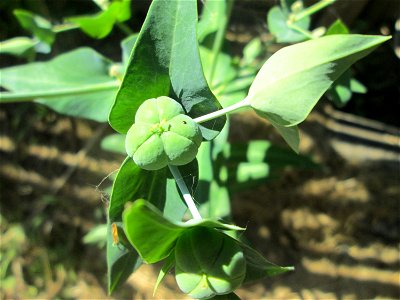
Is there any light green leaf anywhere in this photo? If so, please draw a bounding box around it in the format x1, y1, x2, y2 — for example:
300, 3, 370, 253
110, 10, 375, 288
196, 122, 232, 219
13, 9, 55, 45
223, 140, 317, 190
68, 0, 131, 39
101, 134, 126, 154
68, 11, 115, 39
121, 34, 138, 66
243, 38, 263, 65
83, 224, 107, 247
350, 78, 367, 94
248, 34, 390, 128
0, 37, 37, 57
122, 199, 244, 264
0, 48, 118, 122
326, 19, 349, 35
272, 123, 300, 153
328, 70, 366, 108
267, 5, 310, 43
197, 0, 227, 42
109, 0, 225, 140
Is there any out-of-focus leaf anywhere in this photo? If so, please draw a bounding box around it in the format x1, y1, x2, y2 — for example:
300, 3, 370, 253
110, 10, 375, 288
326, 19, 349, 35
267, 5, 310, 43
328, 70, 367, 108
0, 37, 36, 57
121, 34, 138, 66
243, 38, 263, 65
101, 134, 125, 154
0, 48, 118, 122
68, 0, 131, 39
350, 78, 367, 93
83, 224, 107, 247
109, 0, 225, 140
13, 9, 55, 45
222, 140, 316, 190
197, 0, 227, 42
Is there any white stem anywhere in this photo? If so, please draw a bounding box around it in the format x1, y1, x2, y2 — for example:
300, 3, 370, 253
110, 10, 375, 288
193, 98, 251, 124
168, 165, 202, 220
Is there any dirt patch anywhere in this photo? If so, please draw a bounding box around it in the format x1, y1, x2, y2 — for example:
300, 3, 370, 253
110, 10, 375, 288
0, 103, 399, 299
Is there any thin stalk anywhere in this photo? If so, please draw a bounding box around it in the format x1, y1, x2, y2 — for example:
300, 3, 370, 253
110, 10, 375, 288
208, 0, 235, 85
193, 98, 250, 124
168, 165, 202, 220
0, 81, 119, 103
287, 23, 314, 39
116, 22, 133, 36
291, 0, 336, 22
52, 23, 80, 33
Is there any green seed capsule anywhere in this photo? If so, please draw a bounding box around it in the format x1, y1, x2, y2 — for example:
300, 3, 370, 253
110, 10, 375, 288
125, 96, 202, 170
175, 227, 246, 299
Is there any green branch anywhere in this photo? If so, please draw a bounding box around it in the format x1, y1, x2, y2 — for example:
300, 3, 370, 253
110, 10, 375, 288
0, 81, 119, 103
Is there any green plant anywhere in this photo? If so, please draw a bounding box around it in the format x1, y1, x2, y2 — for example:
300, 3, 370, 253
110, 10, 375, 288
0, 0, 390, 298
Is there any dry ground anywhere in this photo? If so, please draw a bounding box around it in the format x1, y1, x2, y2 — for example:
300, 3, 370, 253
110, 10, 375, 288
0, 103, 399, 299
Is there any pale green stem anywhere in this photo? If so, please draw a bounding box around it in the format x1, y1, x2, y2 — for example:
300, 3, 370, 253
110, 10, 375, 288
193, 98, 250, 124
52, 23, 80, 33
0, 81, 119, 103
116, 22, 133, 35
287, 22, 314, 39
208, 0, 235, 85
290, 0, 336, 22
168, 165, 202, 220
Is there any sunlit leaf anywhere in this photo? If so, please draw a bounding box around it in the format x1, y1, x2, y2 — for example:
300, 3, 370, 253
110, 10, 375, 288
0, 48, 118, 122
248, 35, 390, 129
109, 0, 225, 140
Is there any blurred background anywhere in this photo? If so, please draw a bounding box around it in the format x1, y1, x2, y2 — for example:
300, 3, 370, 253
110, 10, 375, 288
0, 0, 399, 299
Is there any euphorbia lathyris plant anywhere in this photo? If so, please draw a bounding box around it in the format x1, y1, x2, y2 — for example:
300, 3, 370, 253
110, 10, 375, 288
105, 0, 389, 298
0, 0, 390, 298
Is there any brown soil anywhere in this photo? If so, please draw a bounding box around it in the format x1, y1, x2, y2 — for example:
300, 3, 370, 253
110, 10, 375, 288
0, 103, 399, 299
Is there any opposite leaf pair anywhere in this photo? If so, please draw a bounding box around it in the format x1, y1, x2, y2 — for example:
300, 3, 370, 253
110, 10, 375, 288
122, 200, 292, 299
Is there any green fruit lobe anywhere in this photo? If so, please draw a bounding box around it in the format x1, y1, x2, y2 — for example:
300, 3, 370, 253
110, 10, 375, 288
175, 227, 246, 299
125, 96, 202, 170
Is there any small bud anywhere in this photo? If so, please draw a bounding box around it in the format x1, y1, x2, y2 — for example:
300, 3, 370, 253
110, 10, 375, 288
125, 97, 202, 170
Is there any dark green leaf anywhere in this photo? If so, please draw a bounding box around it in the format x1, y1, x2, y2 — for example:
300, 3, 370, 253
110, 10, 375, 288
109, 0, 225, 140
240, 242, 294, 284
206, 292, 241, 300
0, 48, 118, 122
107, 156, 190, 291
13, 9, 55, 45
107, 220, 141, 294
154, 254, 175, 295
122, 200, 244, 263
